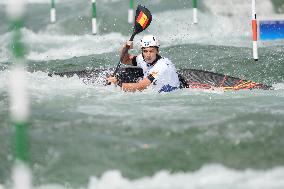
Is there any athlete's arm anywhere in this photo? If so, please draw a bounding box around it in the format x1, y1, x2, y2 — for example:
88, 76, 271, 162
106, 76, 151, 92
108, 74, 153, 92
121, 54, 135, 65
121, 77, 151, 92
120, 41, 135, 65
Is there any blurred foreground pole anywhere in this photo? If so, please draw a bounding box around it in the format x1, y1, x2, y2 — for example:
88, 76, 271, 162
92, 0, 97, 34
50, 0, 56, 23
6, 0, 32, 189
252, 0, 258, 61
193, 0, 198, 24
128, 0, 134, 24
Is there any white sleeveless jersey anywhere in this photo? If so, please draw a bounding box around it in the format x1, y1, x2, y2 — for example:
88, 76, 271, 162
134, 54, 180, 92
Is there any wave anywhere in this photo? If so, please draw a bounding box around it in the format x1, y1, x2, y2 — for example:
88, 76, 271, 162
0, 28, 127, 62
0, 69, 283, 96
151, 0, 281, 48
86, 164, 284, 189
0, 0, 78, 4
24, 29, 125, 61
1, 0, 283, 62
273, 83, 284, 90
2, 164, 281, 189
0, 0, 127, 5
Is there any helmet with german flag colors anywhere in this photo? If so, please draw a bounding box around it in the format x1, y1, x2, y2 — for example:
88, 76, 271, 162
140, 35, 160, 48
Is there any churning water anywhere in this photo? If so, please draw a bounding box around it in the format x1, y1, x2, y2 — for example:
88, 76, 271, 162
0, 0, 284, 188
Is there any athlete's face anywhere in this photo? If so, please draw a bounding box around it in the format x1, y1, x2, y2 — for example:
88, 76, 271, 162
142, 47, 159, 64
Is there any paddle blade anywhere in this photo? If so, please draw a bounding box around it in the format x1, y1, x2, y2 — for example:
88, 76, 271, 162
134, 5, 152, 35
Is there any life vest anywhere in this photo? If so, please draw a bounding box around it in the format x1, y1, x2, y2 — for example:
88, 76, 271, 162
132, 54, 180, 92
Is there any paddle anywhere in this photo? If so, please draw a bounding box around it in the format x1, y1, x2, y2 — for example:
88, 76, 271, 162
112, 5, 152, 76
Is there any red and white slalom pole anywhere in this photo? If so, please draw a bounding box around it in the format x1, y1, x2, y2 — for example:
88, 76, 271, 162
252, 0, 258, 61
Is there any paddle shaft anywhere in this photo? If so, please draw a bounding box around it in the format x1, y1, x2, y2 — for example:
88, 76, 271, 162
111, 4, 152, 77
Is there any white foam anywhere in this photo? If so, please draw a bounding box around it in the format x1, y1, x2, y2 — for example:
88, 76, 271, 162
26, 71, 89, 99
151, 0, 280, 48
273, 83, 284, 90
0, 32, 11, 63
86, 164, 284, 189
3, 164, 278, 189
1, 69, 92, 103
0, 0, 74, 4
205, 0, 275, 18
31, 164, 284, 189
35, 185, 64, 189
0, 0, 133, 4
1, 0, 283, 63
1, 69, 281, 102
20, 28, 126, 61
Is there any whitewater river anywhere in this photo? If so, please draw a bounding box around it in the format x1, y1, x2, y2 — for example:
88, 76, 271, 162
0, 0, 284, 188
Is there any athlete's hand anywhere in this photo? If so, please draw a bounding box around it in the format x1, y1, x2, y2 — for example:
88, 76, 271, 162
107, 76, 118, 85
125, 41, 133, 49
121, 41, 133, 52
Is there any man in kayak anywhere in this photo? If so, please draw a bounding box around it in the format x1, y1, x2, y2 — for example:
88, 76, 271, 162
107, 35, 180, 92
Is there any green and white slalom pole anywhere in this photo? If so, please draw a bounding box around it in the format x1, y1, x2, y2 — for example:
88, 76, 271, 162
92, 0, 97, 34
50, 0, 56, 23
252, 0, 258, 61
128, 0, 134, 24
192, 0, 198, 24
6, 0, 32, 189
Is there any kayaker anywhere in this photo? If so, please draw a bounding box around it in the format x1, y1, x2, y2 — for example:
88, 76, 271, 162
107, 35, 180, 92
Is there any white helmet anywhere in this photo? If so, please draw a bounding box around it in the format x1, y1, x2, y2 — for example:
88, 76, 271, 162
140, 35, 160, 48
